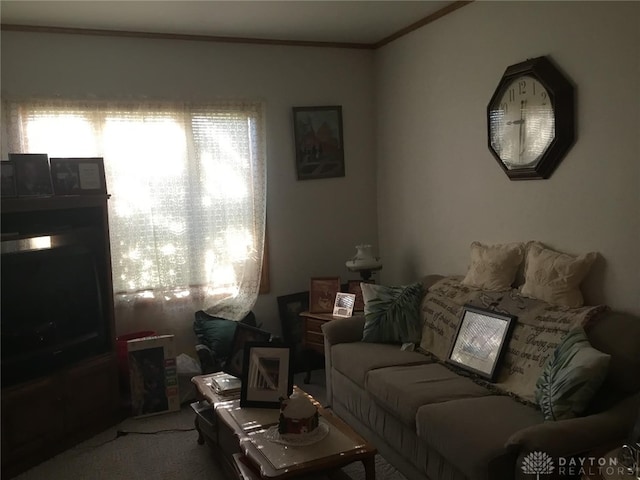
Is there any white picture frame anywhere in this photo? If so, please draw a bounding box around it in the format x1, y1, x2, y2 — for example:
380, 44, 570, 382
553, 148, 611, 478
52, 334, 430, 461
333, 292, 356, 317
240, 342, 293, 408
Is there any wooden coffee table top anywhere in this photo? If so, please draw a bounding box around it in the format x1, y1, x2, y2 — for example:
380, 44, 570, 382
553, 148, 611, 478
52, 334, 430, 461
214, 386, 377, 479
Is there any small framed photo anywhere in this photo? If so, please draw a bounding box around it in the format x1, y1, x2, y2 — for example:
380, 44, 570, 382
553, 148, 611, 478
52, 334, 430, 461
447, 305, 516, 382
224, 323, 272, 379
293, 106, 344, 180
333, 292, 356, 317
50, 157, 107, 195
9, 153, 53, 197
309, 277, 341, 314
347, 280, 374, 312
240, 342, 293, 409
1, 161, 17, 197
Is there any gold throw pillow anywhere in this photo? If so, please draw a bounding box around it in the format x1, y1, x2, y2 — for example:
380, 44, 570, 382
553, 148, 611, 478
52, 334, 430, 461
520, 242, 597, 308
461, 241, 524, 291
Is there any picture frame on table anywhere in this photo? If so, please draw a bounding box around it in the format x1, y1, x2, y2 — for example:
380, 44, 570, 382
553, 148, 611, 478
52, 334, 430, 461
223, 323, 272, 379
309, 277, 341, 314
333, 292, 356, 317
347, 280, 374, 312
446, 305, 516, 382
9, 153, 53, 197
292, 105, 344, 180
50, 157, 107, 195
240, 342, 293, 408
1, 161, 17, 197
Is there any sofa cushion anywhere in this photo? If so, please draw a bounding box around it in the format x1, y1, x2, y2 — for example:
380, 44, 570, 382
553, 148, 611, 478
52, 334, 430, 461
461, 241, 524, 291
331, 342, 432, 388
520, 241, 597, 308
416, 396, 543, 480
361, 282, 424, 344
366, 363, 491, 428
535, 328, 610, 420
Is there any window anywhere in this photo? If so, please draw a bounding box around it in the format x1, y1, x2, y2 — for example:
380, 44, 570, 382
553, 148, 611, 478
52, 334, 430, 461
3, 99, 267, 319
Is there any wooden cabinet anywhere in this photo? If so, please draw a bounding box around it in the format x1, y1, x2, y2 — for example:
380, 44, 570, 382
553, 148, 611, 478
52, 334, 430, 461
1, 195, 119, 479
1, 354, 118, 477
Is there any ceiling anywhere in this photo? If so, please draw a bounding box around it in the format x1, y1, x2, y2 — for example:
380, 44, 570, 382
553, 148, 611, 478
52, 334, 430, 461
0, 1, 464, 47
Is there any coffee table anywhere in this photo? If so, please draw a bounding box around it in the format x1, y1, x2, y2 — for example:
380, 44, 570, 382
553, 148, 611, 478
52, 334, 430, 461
192, 373, 377, 480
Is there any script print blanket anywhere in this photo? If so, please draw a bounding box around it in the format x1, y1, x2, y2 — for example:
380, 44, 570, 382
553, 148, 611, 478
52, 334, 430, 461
419, 277, 606, 403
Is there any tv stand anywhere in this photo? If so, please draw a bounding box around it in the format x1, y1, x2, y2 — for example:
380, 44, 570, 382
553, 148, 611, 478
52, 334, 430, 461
1, 195, 119, 479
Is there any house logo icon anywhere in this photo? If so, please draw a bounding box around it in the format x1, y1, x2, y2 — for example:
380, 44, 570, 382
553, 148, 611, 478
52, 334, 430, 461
521, 451, 555, 479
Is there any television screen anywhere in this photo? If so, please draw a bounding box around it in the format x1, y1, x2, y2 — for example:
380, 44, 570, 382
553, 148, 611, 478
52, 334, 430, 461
1, 242, 107, 386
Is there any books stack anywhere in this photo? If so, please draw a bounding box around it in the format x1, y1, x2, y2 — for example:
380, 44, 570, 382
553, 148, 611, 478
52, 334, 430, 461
209, 372, 242, 397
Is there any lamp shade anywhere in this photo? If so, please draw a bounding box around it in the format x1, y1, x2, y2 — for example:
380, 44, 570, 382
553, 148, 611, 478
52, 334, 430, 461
346, 244, 382, 273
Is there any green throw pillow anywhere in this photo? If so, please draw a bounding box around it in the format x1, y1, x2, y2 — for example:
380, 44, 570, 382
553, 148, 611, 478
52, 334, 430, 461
361, 282, 425, 344
535, 327, 610, 421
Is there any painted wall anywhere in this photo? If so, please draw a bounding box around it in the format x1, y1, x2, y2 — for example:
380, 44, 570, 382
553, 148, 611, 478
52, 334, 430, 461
375, 1, 640, 315
0, 31, 378, 353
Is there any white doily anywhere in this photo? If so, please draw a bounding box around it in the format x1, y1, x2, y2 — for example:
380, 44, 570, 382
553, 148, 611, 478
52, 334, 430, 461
264, 420, 330, 446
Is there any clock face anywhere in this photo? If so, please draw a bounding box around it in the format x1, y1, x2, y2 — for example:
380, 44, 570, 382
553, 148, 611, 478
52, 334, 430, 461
489, 75, 555, 169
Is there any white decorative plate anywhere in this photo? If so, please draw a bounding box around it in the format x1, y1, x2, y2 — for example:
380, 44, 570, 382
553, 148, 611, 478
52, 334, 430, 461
264, 420, 330, 446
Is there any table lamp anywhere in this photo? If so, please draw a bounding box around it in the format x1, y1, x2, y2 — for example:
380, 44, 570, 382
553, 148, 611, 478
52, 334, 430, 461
345, 244, 382, 281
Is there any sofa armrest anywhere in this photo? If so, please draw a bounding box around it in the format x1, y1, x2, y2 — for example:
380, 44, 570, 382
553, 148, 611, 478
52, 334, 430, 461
321, 315, 364, 408
321, 315, 365, 345
507, 393, 640, 458
421, 274, 445, 291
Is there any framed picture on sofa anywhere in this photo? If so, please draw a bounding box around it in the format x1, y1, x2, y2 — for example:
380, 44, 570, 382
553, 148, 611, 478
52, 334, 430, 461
446, 305, 516, 382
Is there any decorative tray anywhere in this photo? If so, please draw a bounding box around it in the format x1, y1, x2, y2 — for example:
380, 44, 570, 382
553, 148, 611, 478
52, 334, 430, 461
263, 420, 330, 446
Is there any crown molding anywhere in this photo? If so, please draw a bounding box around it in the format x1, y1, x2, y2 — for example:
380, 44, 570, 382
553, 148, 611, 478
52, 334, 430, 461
1, 1, 473, 50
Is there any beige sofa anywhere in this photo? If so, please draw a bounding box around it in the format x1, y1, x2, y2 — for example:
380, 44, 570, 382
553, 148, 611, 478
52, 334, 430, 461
322, 275, 640, 480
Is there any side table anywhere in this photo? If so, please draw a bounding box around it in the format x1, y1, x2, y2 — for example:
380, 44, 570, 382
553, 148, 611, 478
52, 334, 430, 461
299, 311, 347, 384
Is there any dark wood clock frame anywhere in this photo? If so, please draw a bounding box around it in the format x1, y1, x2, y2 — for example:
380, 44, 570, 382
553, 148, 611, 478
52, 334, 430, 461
487, 56, 575, 180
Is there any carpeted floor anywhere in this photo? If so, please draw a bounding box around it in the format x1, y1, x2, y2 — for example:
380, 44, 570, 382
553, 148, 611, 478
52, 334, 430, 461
13, 370, 408, 480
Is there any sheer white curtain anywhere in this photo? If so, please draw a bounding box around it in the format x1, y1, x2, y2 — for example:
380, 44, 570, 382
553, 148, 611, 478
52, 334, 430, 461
3, 98, 266, 324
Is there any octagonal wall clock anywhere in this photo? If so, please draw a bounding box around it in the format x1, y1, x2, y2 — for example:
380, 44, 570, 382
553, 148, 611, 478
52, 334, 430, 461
487, 56, 575, 180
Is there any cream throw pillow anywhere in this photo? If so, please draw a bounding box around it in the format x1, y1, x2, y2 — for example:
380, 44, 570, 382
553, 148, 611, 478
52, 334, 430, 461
520, 242, 597, 308
461, 241, 524, 291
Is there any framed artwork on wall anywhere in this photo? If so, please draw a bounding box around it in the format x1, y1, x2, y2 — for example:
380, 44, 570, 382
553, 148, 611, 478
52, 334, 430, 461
292, 106, 344, 180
